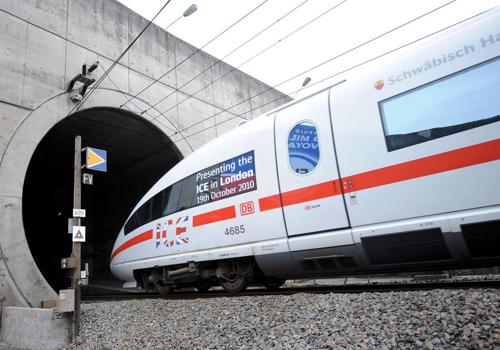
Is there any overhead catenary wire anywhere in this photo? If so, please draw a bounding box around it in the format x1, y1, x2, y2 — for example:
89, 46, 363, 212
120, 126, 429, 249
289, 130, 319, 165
142, 0, 313, 116
173, 0, 456, 136
66, 0, 174, 118
119, 0, 270, 110
151, 0, 348, 126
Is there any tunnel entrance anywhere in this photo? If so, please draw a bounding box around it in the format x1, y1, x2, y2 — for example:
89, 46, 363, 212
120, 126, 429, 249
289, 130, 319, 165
22, 107, 182, 292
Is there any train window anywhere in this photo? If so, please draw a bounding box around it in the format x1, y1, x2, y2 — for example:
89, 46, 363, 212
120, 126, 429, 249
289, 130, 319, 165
125, 188, 171, 235
123, 215, 138, 235
380, 56, 500, 151
124, 200, 152, 235
160, 187, 173, 216
177, 174, 197, 211
151, 191, 163, 219
288, 121, 320, 174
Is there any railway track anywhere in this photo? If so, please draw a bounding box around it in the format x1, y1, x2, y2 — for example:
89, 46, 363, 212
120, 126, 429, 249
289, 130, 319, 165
82, 279, 500, 302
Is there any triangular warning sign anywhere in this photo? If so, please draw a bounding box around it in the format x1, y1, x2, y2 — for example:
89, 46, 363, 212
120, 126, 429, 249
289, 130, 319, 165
73, 226, 86, 242
87, 148, 105, 167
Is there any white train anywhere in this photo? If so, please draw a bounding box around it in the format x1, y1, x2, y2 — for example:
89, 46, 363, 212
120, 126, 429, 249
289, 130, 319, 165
111, 8, 500, 293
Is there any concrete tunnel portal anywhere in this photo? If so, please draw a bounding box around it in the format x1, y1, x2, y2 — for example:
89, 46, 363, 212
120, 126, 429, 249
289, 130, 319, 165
22, 107, 182, 293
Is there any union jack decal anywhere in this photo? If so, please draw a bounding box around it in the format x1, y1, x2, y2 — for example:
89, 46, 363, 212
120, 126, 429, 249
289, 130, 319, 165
155, 216, 190, 249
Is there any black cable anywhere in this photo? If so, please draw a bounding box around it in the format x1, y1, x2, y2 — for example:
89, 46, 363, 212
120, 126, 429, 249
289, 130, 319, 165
177, 1, 484, 141
119, 0, 270, 109
142, 0, 312, 115
66, 0, 174, 117
177, 0, 456, 134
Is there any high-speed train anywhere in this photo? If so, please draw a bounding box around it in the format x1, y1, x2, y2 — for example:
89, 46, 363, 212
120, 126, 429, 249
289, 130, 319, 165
111, 8, 500, 293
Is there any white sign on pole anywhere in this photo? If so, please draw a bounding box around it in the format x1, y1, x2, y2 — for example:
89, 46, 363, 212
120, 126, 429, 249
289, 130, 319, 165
72, 226, 86, 242
73, 209, 86, 218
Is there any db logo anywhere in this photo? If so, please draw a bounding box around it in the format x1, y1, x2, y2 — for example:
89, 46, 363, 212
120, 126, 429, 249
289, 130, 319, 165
240, 201, 255, 216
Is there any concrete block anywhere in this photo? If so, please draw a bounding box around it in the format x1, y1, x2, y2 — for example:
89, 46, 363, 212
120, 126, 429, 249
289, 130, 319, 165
0, 195, 57, 308
128, 70, 176, 113
22, 25, 66, 109
128, 15, 177, 85
0, 306, 71, 350
0, 259, 30, 308
149, 90, 180, 122
0, 11, 28, 107
56, 290, 74, 313
174, 43, 215, 103
212, 69, 253, 117
67, 0, 129, 60
0, 102, 30, 160
0, 0, 67, 37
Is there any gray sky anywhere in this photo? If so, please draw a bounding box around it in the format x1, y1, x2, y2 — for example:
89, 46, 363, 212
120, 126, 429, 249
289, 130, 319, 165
116, 0, 498, 97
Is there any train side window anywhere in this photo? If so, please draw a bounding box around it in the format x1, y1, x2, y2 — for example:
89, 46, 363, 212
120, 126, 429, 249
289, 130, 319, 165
124, 200, 152, 235
151, 191, 164, 220
380, 56, 500, 151
160, 186, 173, 216
177, 174, 197, 211
288, 121, 320, 174
123, 215, 138, 235
165, 182, 181, 215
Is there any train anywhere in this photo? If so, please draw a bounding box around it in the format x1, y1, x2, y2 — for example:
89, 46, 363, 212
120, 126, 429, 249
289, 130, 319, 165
110, 8, 500, 293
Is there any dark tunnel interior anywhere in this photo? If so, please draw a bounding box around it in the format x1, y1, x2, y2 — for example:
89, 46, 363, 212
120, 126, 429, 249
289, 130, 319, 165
22, 107, 182, 292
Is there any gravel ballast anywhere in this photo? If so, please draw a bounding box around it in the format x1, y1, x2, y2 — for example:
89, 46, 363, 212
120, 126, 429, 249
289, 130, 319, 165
66, 289, 499, 349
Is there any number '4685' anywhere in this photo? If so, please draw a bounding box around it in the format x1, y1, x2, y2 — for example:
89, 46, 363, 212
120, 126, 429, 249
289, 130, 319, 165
225, 225, 245, 235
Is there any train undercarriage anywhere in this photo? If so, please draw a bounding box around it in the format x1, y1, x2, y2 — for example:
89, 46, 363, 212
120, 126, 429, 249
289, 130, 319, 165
134, 257, 285, 294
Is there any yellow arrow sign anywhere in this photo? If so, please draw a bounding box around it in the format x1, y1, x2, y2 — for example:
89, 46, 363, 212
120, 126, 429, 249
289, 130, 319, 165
87, 149, 104, 166
85, 147, 107, 172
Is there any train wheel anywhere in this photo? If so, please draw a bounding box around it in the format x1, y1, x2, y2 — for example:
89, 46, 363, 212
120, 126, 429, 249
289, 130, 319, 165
218, 274, 248, 293
217, 258, 253, 293
154, 281, 173, 295
263, 278, 286, 290
196, 280, 213, 292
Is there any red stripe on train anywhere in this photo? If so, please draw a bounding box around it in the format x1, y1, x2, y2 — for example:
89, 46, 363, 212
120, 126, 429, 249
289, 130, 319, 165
343, 138, 500, 193
110, 229, 153, 262
192, 206, 236, 227
259, 180, 340, 212
260, 139, 500, 211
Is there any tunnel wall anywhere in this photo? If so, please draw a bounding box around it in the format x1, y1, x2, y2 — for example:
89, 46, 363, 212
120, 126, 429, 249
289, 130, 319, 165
0, 0, 291, 307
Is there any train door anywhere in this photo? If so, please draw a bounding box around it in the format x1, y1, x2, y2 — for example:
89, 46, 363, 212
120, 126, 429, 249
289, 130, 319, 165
274, 90, 350, 236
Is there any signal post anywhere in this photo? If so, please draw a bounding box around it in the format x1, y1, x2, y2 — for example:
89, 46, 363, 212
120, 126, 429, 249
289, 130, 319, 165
61, 136, 107, 342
